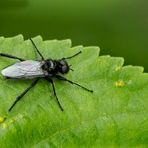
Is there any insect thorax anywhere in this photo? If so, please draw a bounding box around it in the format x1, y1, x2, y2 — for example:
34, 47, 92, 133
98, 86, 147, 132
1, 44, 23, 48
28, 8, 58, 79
41, 60, 57, 76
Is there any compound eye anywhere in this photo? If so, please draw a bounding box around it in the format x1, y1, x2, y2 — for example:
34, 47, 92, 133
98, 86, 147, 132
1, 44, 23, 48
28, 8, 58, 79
59, 60, 65, 65
62, 65, 68, 73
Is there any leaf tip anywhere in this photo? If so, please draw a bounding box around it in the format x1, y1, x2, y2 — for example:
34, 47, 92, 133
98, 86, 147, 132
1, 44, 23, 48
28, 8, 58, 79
115, 66, 122, 71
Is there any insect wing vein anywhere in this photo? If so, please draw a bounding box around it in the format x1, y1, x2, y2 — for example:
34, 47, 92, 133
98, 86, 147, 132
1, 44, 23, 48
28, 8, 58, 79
1, 60, 44, 78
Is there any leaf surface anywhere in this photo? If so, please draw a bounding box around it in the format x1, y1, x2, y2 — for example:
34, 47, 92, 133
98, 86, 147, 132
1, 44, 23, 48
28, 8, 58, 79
0, 35, 148, 147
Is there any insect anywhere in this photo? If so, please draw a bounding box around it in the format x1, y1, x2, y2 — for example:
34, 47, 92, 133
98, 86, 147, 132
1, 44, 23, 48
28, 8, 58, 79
0, 39, 93, 112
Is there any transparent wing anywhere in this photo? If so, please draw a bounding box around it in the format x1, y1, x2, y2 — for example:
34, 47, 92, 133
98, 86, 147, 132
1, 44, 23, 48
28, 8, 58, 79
1, 60, 44, 79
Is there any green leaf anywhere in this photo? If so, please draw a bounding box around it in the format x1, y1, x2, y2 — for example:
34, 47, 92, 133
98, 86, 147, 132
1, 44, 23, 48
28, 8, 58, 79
0, 35, 148, 147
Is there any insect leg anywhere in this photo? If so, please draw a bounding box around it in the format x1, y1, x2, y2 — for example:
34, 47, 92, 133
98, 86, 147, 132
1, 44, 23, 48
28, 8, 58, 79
30, 38, 45, 60
8, 78, 40, 112
56, 75, 93, 93
63, 51, 82, 60
0, 53, 25, 61
45, 77, 64, 111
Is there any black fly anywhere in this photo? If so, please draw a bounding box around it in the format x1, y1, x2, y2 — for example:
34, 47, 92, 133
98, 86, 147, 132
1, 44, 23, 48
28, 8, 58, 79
0, 39, 93, 112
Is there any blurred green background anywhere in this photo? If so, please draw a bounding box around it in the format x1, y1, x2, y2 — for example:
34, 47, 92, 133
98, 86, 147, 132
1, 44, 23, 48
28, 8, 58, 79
0, 0, 147, 71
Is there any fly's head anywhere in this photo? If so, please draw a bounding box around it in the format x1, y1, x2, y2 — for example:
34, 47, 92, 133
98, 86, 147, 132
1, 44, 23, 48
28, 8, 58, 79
57, 59, 69, 74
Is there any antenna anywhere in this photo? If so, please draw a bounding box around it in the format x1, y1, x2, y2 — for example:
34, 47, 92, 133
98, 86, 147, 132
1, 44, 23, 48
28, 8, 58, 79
63, 51, 82, 60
